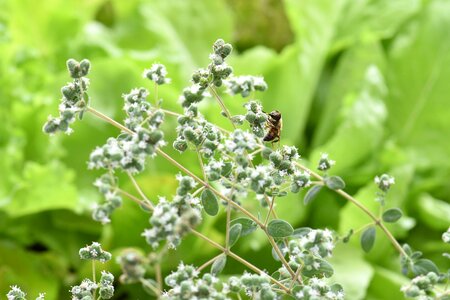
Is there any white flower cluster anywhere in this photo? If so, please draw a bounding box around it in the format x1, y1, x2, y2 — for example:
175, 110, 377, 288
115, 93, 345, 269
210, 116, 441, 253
180, 39, 233, 107
243, 100, 267, 138
317, 153, 335, 171
122, 87, 152, 130
278, 229, 336, 281
162, 263, 226, 300
294, 278, 344, 300
98, 271, 114, 300
142, 176, 202, 249
43, 59, 91, 135
239, 272, 277, 300
225, 75, 268, 98
88, 124, 165, 174
117, 250, 147, 284
143, 63, 171, 85
92, 174, 122, 224
401, 272, 442, 300
78, 242, 112, 262
222, 129, 258, 155
70, 279, 98, 300
374, 173, 395, 192
173, 105, 222, 158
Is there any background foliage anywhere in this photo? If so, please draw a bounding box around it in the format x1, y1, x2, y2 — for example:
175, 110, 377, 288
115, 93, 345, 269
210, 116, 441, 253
0, 0, 449, 299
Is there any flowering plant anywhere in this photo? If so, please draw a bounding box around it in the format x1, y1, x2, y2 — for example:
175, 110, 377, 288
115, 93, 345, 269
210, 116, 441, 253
7, 39, 449, 300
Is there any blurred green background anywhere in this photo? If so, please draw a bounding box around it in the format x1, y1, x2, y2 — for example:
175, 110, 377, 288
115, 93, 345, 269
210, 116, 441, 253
1, 0, 449, 299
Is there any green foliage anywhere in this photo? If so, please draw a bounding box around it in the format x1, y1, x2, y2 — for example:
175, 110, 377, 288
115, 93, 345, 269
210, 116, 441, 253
1, 0, 450, 299
267, 219, 294, 238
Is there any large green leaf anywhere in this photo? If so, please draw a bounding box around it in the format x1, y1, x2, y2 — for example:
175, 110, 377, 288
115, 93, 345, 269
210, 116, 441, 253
1, 161, 78, 217
386, 0, 450, 170
415, 193, 450, 231
332, 0, 421, 52
328, 244, 374, 300
261, 0, 345, 144
310, 64, 387, 174
312, 43, 386, 149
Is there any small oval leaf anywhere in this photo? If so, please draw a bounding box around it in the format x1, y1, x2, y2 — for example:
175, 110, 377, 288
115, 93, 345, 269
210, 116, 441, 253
230, 218, 257, 236
324, 176, 346, 190
304, 185, 323, 205
361, 226, 376, 253
271, 242, 286, 261
221, 162, 233, 177
228, 223, 242, 247
292, 227, 312, 238
412, 259, 440, 276
382, 208, 403, 223
267, 219, 294, 238
201, 189, 219, 216
211, 254, 227, 275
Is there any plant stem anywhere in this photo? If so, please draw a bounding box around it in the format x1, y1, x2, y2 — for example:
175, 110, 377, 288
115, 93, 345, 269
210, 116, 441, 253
92, 261, 97, 299
294, 161, 407, 257
191, 230, 290, 293
155, 263, 163, 291
87, 106, 133, 135
196, 149, 207, 181
225, 203, 231, 249
209, 86, 236, 129
127, 172, 153, 208
264, 196, 275, 226
139, 278, 161, 296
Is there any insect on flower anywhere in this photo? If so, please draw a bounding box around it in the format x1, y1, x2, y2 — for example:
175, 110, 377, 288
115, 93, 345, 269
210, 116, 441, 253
263, 110, 282, 143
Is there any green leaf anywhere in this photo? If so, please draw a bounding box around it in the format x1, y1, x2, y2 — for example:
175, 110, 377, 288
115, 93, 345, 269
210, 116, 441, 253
332, 0, 421, 52
412, 259, 440, 276
361, 226, 376, 253
228, 223, 242, 248
1, 161, 78, 217
262, 0, 345, 144
310, 63, 387, 174
382, 208, 403, 223
304, 185, 323, 205
201, 189, 219, 216
267, 219, 294, 238
324, 176, 346, 190
292, 227, 312, 238
230, 217, 257, 236
211, 254, 227, 275
302, 258, 334, 278
271, 242, 286, 261
328, 244, 374, 300
415, 194, 450, 231
366, 267, 409, 300
386, 1, 450, 170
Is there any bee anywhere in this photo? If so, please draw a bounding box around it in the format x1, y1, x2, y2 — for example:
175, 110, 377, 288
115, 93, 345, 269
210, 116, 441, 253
263, 110, 282, 143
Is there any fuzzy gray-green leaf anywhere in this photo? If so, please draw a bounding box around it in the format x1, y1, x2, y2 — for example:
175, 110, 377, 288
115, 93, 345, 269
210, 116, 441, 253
201, 189, 219, 216
382, 208, 403, 223
267, 219, 294, 238
304, 185, 323, 205
228, 223, 242, 247
360, 226, 376, 253
324, 176, 346, 190
211, 254, 227, 275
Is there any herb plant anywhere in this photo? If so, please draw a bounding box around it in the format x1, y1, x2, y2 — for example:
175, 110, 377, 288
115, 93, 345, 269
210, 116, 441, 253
7, 39, 449, 300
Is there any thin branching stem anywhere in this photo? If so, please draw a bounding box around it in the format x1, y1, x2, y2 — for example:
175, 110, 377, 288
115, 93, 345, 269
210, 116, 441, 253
209, 86, 236, 129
